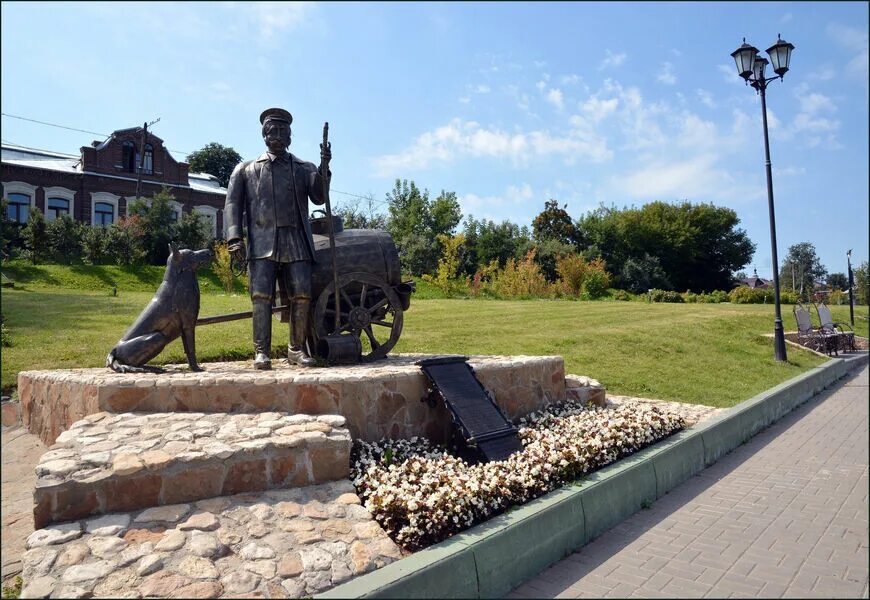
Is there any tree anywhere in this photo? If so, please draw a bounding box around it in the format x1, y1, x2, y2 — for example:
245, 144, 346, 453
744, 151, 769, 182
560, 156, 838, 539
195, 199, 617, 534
854, 261, 869, 305
384, 179, 463, 276
461, 217, 530, 276
46, 215, 83, 264
21, 207, 48, 264
105, 215, 146, 266
779, 242, 827, 298
1, 198, 24, 260
385, 179, 431, 241
620, 254, 672, 293
81, 225, 108, 265
576, 201, 755, 292
532, 199, 578, 245
335, 194, 387, 230
186, 143, 243, 188
173, 211, 211, 252
128, 187, 179, 264
429, 190, 462, 238
826, 272, 848, 291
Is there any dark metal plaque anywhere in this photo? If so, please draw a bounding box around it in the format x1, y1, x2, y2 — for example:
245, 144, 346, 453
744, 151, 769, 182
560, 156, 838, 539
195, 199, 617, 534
417, 356, 523, 462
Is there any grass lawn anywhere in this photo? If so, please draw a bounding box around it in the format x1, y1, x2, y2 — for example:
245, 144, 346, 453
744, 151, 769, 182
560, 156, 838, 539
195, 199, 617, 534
3, 282, 865, 406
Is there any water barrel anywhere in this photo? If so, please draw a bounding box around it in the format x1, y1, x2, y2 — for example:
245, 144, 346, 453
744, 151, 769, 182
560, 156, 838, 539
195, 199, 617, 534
310, 229, 401, 299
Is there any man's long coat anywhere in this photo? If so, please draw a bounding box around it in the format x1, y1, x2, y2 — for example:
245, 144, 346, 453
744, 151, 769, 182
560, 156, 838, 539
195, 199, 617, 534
224, 152, 327, 261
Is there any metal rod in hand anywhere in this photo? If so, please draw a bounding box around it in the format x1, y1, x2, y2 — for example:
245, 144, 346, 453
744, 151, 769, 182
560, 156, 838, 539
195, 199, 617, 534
321, 122, 340, 332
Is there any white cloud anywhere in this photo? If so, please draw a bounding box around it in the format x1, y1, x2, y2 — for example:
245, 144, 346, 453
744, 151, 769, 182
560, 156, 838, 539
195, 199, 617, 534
579, 96, 619, 122
371, 118, 612, 176
717, 63, 744, 85
560, 74, 583, 86
827, 23, 869, 79
458, 96, 471, 104
250, 1, 312, 38
696, 89, 716, 108
546, 88, 565, 110
780, 12, 793, 24
799, 92, 836, 115
460, 184, 535, 219
612, 154, 762, 204
475, 84, 491, 94
599, 49, 627, 70
657, 62, 677, 85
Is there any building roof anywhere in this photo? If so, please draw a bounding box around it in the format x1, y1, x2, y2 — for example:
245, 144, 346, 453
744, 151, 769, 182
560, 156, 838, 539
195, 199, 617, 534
739, 268, 771, 289
1, 143, 227, 196
1, 143, 81, 173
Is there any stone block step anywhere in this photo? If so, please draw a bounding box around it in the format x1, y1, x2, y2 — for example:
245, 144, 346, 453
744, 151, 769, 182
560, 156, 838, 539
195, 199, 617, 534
565, 374, 606, 407
19, 354, 567, 446
34, 412, 351, 529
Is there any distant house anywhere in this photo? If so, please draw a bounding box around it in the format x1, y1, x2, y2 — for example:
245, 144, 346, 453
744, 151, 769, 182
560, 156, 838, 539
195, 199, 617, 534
738, 269, 771, 289
1, 126, 226, 238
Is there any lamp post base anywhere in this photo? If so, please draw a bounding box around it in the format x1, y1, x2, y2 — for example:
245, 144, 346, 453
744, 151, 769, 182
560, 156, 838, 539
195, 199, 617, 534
774, 319, 788, 362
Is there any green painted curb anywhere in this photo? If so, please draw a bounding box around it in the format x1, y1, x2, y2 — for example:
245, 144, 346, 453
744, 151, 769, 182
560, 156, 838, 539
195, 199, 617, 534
320, 353, 867, 599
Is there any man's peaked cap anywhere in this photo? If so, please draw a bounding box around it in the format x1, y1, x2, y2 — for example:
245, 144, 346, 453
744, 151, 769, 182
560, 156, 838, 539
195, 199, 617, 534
260, 108, 293, 125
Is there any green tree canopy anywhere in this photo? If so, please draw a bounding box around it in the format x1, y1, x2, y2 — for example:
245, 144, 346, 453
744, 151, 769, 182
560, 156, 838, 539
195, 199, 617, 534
186, 142, 243, 188
385, 179, 463, 276
532, 199, 578, 245
461, 217, 531, 276
779, 242, 827, 298
854, 261, 869, 305
826, 272, 848, 291
575, 201, 755, 292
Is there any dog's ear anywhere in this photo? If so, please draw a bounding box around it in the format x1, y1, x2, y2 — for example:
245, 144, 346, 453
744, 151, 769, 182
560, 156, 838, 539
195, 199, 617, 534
169, 242, 180, 262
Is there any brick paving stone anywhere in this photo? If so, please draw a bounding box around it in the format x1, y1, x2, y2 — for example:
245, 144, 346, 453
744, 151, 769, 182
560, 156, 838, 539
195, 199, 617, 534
509, 364, 869, 598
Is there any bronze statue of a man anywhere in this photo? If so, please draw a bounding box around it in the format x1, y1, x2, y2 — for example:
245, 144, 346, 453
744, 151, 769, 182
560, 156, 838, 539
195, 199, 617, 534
225, 108, 330, 369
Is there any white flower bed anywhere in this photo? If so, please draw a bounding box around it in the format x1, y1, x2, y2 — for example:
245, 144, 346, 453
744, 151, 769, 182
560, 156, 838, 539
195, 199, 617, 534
351, 400, 686, 550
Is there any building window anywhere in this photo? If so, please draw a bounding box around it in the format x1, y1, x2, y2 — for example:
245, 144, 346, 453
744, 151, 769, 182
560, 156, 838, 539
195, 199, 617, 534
47, 197, 70, 221
143, 144, 153, 175
194, 205, 219, 239
94, 202, 114, 226
122, 141, 137, 173
6, 193, 30, 224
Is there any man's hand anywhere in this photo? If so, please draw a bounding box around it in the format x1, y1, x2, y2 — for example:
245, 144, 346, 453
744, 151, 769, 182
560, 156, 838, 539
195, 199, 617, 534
320, 140, 332, 167
228, 238, 246, 262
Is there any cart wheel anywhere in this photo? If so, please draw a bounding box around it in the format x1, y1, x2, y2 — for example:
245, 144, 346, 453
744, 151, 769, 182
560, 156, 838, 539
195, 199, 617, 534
314, 272, 404, 362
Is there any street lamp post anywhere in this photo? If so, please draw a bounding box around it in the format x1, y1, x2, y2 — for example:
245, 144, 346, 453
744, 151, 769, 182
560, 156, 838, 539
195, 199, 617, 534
847, 249, 855, 326
731, 34, 795, 363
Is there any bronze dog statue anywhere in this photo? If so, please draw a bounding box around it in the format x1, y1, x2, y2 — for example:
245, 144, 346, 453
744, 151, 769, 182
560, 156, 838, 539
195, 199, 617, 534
107, 244, 212, 373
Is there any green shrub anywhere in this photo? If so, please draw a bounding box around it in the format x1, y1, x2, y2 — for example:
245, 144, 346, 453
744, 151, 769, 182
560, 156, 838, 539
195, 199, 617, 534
682, 290, 698, 303
580, 261, 611, 300
649, 289, 684, 303
422, 234, 469, 296
491, 250, 556, 299
729, 286, 799, 305
1, 313, 10, 348
709, 290, 729, 303
612, 289, 633, 301
829, 290, 849, 305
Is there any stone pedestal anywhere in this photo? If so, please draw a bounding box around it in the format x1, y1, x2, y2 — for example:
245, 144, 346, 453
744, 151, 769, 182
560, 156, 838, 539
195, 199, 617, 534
19, 354, 567, 446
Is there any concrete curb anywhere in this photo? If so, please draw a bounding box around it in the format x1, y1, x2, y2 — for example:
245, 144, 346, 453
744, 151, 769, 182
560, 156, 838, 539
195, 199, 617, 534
319, 352, 868, 599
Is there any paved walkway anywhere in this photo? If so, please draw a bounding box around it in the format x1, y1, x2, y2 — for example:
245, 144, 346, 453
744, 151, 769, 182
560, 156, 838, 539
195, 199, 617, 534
0, 424, 45, 584
509, 365, 869, 599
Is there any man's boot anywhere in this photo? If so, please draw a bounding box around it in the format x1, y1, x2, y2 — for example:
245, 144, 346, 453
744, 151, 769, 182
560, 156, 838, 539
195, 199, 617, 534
252, 299, 272, 370
288, 298, 316, 367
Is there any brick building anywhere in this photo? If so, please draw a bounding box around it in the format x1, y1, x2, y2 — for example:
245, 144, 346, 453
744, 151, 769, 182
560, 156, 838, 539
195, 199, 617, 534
1, 126, 226, 238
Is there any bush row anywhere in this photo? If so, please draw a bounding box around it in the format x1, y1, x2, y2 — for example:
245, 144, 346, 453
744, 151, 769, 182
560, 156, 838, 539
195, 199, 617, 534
2, 189, 212, 267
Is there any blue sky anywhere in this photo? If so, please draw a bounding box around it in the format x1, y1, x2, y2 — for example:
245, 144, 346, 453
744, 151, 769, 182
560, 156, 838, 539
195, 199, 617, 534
2, 1, 867, 278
